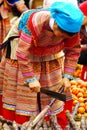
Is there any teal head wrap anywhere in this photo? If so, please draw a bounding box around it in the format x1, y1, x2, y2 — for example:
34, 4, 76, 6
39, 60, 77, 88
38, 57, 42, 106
50, 1, 84, 33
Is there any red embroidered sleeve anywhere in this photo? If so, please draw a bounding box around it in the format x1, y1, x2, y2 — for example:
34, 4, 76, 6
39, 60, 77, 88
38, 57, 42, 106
64, 33, 81, 76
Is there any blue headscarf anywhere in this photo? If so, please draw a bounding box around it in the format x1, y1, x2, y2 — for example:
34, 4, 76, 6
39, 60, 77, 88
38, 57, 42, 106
50, 1, 84, 33
6, 0, 19, 5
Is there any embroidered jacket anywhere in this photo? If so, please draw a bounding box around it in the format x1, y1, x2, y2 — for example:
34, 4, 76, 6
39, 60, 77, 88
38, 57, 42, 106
17, 9, 81, 81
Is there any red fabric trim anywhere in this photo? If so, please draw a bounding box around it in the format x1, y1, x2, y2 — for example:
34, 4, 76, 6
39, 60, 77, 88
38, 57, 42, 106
2, 100, 73, 127
27, 12, 38, 46
15, 114, 30, 124
0, 95, 2, 115
57, 99, 73, 129
2, 108, 15, 121
57, 111, 67, 130
2, 108, 30, 124
80, 65, 87, 81
45, 116, 50, 121
64, 99, 73, 113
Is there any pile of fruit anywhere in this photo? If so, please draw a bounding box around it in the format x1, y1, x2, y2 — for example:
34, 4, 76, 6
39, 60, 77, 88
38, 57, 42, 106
73, 64, 82, 78
70, 79, 87, 119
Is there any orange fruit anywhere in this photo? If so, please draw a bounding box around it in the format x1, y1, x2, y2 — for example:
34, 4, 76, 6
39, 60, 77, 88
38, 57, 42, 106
80, 103, 85, 108
72, 87, 78, 95
82, 87, 86, 92
77, 84, 81, 88
84, 113, 87, 118
78, 107, 85, 114
73, 100, 78, 106
71, 84, 77, 89
70, 80, 77, 85
81, 81, 87, 87
85, 102, 87, 106
78, 97, 84, 103
85, 106, 87, 112
77, 79, 84, 85
81, 88, 85, 92
82, 82, 87, 87
72, 94, 78, 100
78, 88, 84, 94
77, 92, 83, 98
84, 92, 87, 98
77, 88, 81, 92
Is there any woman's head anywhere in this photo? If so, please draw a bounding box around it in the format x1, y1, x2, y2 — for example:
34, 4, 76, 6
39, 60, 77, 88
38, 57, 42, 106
52, 21, 77, 39
50, 1, 84, 34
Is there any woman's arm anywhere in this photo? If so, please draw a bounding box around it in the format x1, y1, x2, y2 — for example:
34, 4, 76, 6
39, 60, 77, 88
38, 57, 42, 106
63, 33, 81, 79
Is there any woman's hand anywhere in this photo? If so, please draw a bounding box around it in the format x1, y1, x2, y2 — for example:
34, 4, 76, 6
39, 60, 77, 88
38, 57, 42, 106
28, 80, 41, 93
63, 78, 71, 92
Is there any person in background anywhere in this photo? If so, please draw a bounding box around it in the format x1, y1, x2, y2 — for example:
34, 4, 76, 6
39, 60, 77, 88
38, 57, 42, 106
43, 0, 78, 8
0, 0, 29, 125
0, 0, 28, 44
6, 0, 29, 18
0, 0, 10, 46
0, 0, 29, 62
0, 1, 44, 125
77, 0, 87, 5
78, 1, 87, 81
15, 1, 83, 129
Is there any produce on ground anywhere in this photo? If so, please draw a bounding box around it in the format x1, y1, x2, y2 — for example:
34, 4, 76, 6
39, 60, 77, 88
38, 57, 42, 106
70, 79, 87, 119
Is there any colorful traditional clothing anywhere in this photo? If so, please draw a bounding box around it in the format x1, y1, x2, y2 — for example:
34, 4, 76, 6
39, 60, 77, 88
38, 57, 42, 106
0, 2, 83, 129
0, 0, 10, 44
17, 8, 81, 128
0, 0, 28, 125
0, 0, 28, 42
29, 0, 43, 9
0, 1, 11, 112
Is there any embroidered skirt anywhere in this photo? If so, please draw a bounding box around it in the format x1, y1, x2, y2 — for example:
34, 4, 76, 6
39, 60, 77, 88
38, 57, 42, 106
0, 56, 72, 124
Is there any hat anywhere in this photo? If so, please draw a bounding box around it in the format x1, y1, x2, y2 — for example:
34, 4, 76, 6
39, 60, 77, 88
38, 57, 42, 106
6, 0, 19, 5
79, 1, 87, 16
50, 1, 84, 33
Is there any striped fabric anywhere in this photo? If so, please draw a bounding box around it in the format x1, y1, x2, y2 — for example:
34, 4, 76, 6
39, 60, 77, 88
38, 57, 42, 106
64, 33, 81, 75
16, 10, 80, 116
0, 9, 81, 124
0, 18, 10, 44
2, 57, 65, 116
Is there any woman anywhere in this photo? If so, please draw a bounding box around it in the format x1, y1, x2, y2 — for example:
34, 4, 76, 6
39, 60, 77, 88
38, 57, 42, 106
16, 1, 83, 129
0, 1, 84, 129
0, 0, 28, 44
0, 0, 28, 124
0, 0, 28, 64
